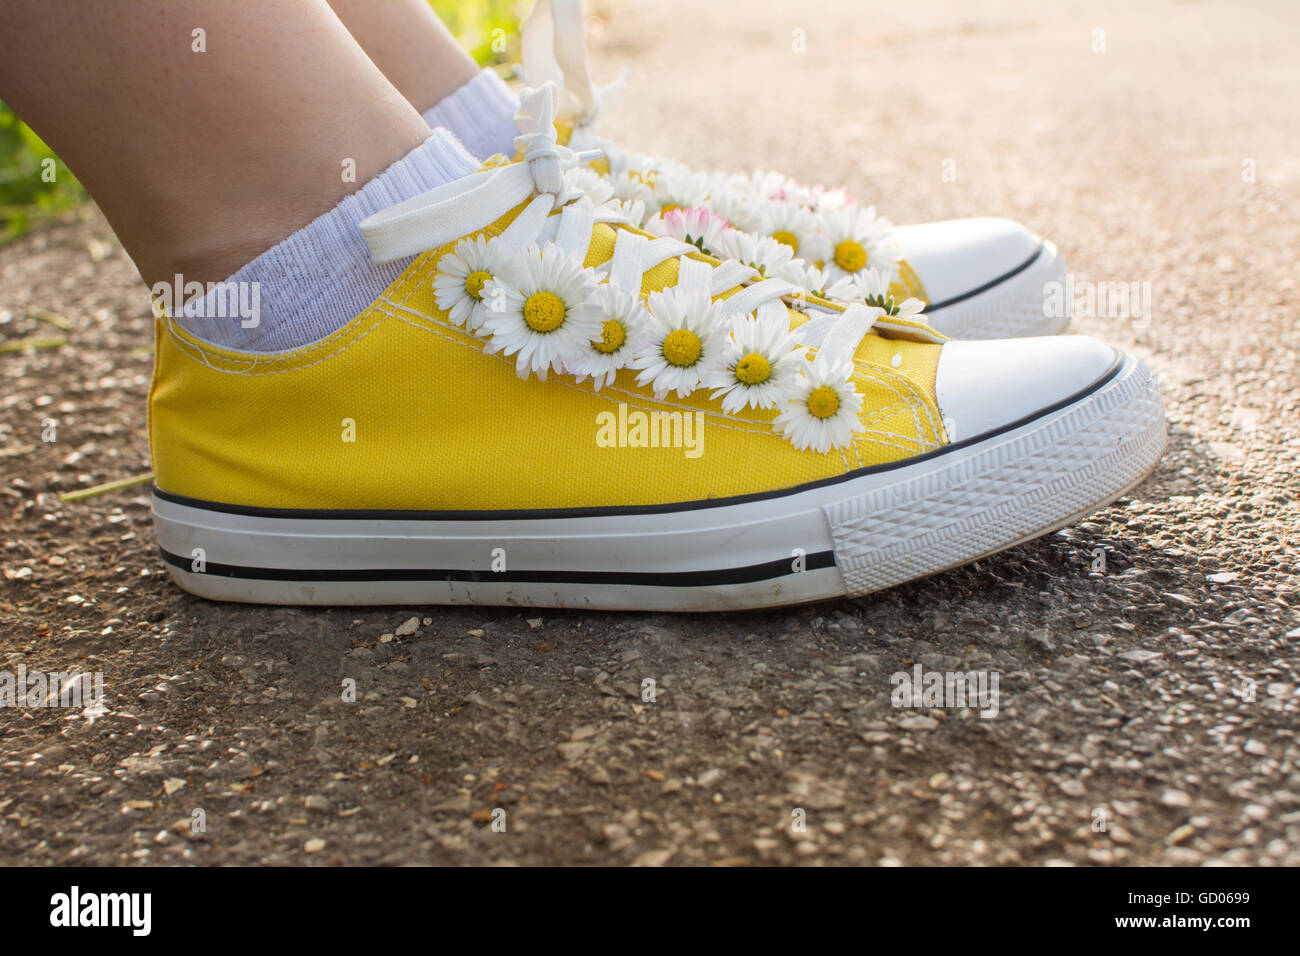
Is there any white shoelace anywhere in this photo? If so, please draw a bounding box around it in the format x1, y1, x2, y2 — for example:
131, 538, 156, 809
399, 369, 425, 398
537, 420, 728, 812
519, 0, 629, 167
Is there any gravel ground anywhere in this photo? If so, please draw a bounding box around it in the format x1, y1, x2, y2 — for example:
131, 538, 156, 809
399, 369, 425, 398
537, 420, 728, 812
0, 0, 1296, 866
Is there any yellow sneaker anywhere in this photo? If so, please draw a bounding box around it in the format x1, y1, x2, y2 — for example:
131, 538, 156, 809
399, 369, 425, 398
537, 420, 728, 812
520, 0, 1069, 340
149, 85, 1166, 611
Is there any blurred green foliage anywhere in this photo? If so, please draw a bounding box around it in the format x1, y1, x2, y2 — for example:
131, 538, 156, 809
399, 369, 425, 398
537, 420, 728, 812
0, 108, 83, 242
432, 0, 526, 68
0, 0, 523, 241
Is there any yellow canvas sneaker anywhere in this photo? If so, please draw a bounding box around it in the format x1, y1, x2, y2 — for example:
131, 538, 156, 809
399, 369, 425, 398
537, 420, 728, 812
519, 0, 1069, 341
149, 85, 1166, 611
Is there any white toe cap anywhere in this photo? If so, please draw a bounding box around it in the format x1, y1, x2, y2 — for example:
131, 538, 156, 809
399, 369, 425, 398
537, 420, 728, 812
935, 335, 1118, 441
894, 218, 1042, 306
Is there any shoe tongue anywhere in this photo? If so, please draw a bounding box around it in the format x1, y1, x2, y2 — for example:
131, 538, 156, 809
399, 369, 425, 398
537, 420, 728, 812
584, 220, 619, 271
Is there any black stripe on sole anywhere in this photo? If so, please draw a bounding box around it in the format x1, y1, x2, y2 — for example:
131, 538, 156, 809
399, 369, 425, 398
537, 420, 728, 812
924, 241, 1046, 313
159, 548, 838, 588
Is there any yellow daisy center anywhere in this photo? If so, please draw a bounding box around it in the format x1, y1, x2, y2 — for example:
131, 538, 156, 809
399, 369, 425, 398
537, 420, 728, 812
592, 319, 626, 354
734, 352, 772, 386
807, 385, 841, 419
523, 290, 567, 333
464, 270, 491, 300
834, 239, 867, 273
662, 328, 702, 367
771, 230, 799, 252
660, 202, 683, 214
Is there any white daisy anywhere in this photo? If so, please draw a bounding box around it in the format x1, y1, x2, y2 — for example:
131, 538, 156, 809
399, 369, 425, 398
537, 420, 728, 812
708, 187, 763, 233
481, 243, 602, 381
775, 179, 817, 208
608, 169, 654, 206
646, 206, 730, 255
631, 286, 728, 398
706, 312, 807, 413
650, 164, 709, 215
756, 200, 830, 262
821, 205, 902, 281
606, 197, 652, 229
738, 169, 792, 202
854, 267, 926, 321
432, 235, 499, 331
564, 166, 614, 207
784, 262, 865, 305
811, 184, 853, 212
775, 355, 865, 453
565, 283, 649, 390
713, 227, 796, 278
705, 169, 742, 200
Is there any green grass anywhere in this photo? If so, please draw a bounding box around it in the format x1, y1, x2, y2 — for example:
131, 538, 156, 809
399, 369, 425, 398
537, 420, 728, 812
0, 0, 522, 241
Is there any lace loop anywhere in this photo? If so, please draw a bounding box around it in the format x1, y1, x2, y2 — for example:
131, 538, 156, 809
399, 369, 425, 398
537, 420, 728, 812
521, 0, 630, 173
515, 84, 580, 198
521, 0, 627, 130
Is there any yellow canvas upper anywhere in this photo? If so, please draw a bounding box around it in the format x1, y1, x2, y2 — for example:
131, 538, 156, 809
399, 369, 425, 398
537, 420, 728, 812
149, 204, 949, 512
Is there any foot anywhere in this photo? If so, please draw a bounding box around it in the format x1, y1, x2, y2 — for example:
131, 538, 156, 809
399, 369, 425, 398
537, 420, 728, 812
149, 85, 1165, 610
519, 0, 1070, 341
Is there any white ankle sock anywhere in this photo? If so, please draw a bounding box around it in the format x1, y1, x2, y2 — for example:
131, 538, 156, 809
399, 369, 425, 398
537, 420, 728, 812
421, 68, 520, 161
176, 128, 479, 353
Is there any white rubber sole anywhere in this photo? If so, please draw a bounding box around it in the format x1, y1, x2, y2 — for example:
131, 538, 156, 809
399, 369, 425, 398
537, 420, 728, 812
923, 240, 1071, 340
153, 352, 1165, 611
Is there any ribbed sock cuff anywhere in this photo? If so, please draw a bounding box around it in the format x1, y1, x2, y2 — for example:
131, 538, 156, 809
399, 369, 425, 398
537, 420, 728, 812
177, 128, 478, 352
422, 68, 521, 162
